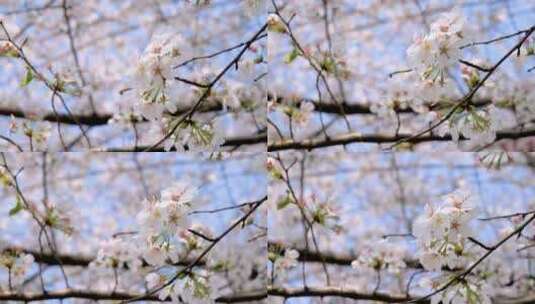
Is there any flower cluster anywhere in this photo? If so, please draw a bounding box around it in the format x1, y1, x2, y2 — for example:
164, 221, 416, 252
108, 111, 144, 125
87, 181, 219, 303
136, 181, 196, 266
135, 31, 183, 107
136, 182, 217, 303
407, 9, 468, 84
162, 120, 224, 152
0, 251, 34, 289
90, 238, 142, 270
421, 275, 492, 304
146, 269, 214, 304
380, 71, 459, 118
267, 14, 286, 33
351, 240, 406, 274
274, 99, 316, 131
413, 186, 478, 272
0, 41, 18, 58
8, 115, 51, 151
438, 105, 515, 147
269, 245, 299, 282
292, 101, 315, 127
274, 248, 299, 273
131, 30, 226, 152
477, 151, 511, 170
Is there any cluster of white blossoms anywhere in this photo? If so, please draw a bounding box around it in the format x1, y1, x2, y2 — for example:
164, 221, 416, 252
0, 251, 34, 289
135, 30, 183, 108
378, 73, 459, 120
292, 101, 315, 127
8, 115, 51, 151
412, 186, 500, 303
413, 186, 478, 272
136, 181, 195, 266
379, 9, 470, 119
136, 182, 216, 303
162, 120, 224, 152
267, 13, 286, 33
478, 151, 511, 170
271, 248, 299, 281
438, 105, 515, 147
221, 81, 264, 111
420, 275, 493, 304
146, 269, 214, 304
130, 30, 226, 152
87, 181, 219, 303
351, 240, 406, 274
403, 9, 520, 148
90, 238, 142, 270
407, 8, 468, 84
275, 249, 299, 269
272, 99, 315, 132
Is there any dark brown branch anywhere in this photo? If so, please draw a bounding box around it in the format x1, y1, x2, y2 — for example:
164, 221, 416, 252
0, 102, 225, 126
2, 247, 201, 268
268, 129, 535, 151
269, 94, 491, 115
268, 242, 425, 270
104, 132, 266, 152
268, 286, 535, 304
0, 289, 266, 303
458, 59, 492, 72
268, 286, 419, 303
0, 108, 112, 126
479, 210, 535, 221
460, 28, 533, 49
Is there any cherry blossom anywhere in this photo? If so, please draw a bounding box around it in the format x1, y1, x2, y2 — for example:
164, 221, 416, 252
407, 9, 468, 82
351, 239, 406, 274
135, 30, 184, 108
271, 248, 299, 282
136, 181, 196, 265
90, 238, 142, 270
421, 275, 493, 304
413, 185, 478, 271
439, 105, 516, 147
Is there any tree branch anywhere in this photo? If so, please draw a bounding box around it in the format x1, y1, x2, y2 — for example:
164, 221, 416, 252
268, 129, 535, 151
103, 132, 266, 152
268, 286, 418, 303
0, 289, 267, 303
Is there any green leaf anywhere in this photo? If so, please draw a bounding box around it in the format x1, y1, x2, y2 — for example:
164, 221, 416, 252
9, 196, 24, 216
20, 67, 34, 87
284, 48, 300, 64
277, 193, 294, 210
